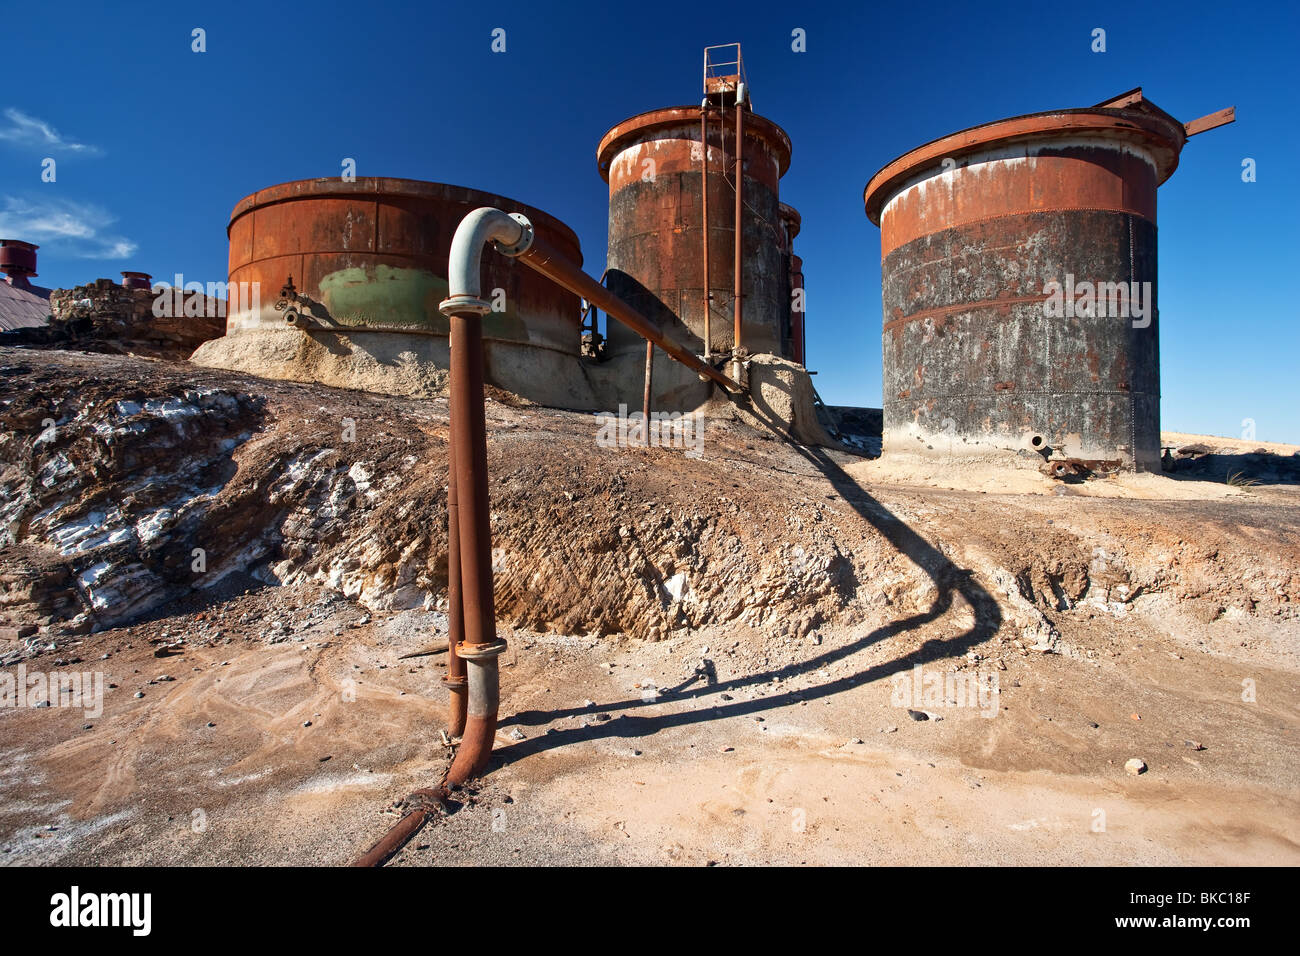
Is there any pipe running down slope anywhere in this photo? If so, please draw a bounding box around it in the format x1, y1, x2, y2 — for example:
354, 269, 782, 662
353, 207, 740, 866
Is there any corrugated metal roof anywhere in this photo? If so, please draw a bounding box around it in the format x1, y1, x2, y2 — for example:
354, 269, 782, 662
0, 279, 52, 331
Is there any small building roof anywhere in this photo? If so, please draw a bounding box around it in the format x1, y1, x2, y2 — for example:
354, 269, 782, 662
0, 278, 53, 332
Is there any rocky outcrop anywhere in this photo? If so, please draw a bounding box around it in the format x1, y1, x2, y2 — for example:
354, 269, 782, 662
0, 349, 885, 646
4, 279, 224, 360
3, 349, 1294, 667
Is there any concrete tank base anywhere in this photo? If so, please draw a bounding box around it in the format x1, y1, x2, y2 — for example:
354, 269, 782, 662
190, 328, 605, 411
191, 333, 839, 448
190, 328, 725, 419
582, 349, 714, 417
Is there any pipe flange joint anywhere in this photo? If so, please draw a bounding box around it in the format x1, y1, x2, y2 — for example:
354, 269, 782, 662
492, 214, 534, 258
441, 675, 468, 689
455, 638, 508, 662
438, 294, 492, 316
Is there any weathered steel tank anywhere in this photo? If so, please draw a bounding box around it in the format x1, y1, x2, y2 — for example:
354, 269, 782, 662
227, 177, 581, 351
199, 177, 597, 406
863, 90, 1217, 471
597, 105, 793, 360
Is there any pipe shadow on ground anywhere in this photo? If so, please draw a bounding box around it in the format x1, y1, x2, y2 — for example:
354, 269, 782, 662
493, 406, 1004, 765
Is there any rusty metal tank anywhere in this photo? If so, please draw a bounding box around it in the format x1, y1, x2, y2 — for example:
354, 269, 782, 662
226, 177, 582, 355
597, 106, 793, 359
0, 239, 39, 278
863, 93, 1192, 471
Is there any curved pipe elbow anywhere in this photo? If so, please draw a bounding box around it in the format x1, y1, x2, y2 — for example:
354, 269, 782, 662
441, 207, 533, 314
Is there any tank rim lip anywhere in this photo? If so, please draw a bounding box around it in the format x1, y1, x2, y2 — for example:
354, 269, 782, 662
227, 176, 582, 251
596, 105, 792, 182
862, 107, 1187, 225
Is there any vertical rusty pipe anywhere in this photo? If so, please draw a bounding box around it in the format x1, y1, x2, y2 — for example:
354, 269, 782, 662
353, 209, 523, 868
444, 307, 505, 783
700, 103, 712, 360
733, 91, 744, 354
643, 339, 654, 441
442, 431, 467, 737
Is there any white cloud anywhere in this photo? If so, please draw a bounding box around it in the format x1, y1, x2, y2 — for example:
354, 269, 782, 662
0, 196, 137, 260
0, 108, 101, 155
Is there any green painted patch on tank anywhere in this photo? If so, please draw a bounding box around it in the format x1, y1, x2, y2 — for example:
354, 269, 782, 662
317, 264, 531, 341
319, 265, 449, 332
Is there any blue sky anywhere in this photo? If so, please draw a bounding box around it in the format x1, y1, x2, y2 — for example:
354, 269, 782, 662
3, 0, 1296, 441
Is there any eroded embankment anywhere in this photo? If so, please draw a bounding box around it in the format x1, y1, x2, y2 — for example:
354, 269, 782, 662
1, 348, 1296, 668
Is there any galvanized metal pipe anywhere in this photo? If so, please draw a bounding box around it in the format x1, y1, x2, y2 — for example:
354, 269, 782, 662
437, 204, 520, 772
700, 101, 712, 360
443, 207, 533, 304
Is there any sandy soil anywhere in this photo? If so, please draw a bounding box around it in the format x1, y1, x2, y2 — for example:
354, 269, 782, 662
3, 575, 1295, 867
847, 444, 1298, 500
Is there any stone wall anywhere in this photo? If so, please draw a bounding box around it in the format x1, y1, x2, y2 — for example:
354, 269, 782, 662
10, 279, 227, 360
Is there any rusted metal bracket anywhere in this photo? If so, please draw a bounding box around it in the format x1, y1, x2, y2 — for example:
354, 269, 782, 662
1094, 87, 1146, 110
1183, 106, 1236, 137
1094, 87, 1234, 138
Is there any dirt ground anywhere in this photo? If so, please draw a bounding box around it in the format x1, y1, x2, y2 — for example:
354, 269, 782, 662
0, 349, 1296, 866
